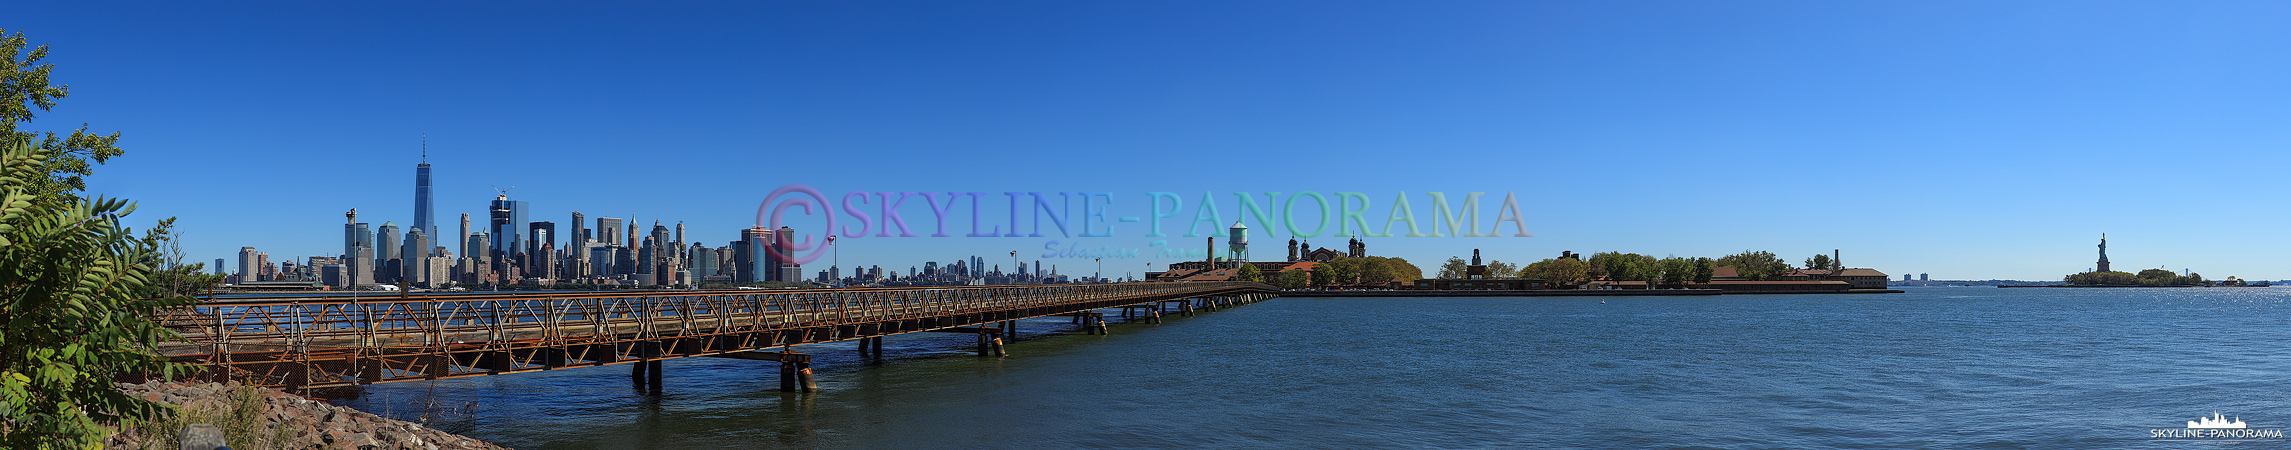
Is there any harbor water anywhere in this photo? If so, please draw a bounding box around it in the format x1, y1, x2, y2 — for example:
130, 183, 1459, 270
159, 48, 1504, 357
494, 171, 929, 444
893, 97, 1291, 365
332, 287, 2291, 448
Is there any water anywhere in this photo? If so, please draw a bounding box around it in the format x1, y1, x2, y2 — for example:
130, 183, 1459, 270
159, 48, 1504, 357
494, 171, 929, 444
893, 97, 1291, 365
332, 287, 2291, 448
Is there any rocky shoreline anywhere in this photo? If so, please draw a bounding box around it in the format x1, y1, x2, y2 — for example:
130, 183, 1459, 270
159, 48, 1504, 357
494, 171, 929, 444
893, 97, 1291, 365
106, 380, 508, 450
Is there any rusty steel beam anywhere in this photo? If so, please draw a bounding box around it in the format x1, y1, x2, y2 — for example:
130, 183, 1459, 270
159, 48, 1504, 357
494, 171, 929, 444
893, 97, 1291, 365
158, 282, 1277, 389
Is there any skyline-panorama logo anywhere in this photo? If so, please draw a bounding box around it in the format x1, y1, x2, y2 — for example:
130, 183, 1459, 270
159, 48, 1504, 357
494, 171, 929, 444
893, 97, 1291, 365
2152, 412, 2283, 441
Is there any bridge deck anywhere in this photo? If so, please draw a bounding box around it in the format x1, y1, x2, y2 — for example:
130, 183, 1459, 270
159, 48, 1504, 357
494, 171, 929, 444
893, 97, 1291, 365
157, 282, 1276, 389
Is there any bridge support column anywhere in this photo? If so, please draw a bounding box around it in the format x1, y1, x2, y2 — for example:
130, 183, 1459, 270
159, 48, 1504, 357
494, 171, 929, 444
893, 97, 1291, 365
776, 353, 817, 393
871, 336, 884, 356
648, 360, 663, 392
1148, 307, 1161, 324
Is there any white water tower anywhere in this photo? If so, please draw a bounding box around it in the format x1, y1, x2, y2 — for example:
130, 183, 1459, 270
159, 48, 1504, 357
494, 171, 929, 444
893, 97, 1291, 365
1228, 221, 1249, 267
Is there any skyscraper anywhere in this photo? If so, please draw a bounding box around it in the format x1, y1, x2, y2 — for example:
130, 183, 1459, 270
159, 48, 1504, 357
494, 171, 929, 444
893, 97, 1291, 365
489, 194, 528, 275
376, 222, 401, 284
412, 141, 435, 240
734, 227, 767, 283
458, 213, 470, 259
237, 247, 260, 284
597, 217, 623, 246
212, 258, 225, 275
342, 209, 371, 287
403, 228, 431, 286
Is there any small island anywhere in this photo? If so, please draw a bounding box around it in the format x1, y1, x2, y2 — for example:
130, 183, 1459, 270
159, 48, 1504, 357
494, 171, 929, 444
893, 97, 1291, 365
2023, 235, 2267, 287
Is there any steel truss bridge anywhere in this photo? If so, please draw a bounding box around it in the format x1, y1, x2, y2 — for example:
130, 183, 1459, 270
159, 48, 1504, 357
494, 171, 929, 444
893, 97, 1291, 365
156, 282, 1279, 390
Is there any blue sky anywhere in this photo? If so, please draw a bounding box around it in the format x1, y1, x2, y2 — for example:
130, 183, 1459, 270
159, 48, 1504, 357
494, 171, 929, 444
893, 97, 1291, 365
12, 1, 2288, 281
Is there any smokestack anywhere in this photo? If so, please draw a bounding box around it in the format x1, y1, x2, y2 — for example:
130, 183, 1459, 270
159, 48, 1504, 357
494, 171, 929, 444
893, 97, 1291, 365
1834, 249, 1840, 270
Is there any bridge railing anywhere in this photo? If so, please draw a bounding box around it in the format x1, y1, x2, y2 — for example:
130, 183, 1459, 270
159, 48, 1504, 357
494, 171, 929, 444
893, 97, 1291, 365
157, 282, 1274, 354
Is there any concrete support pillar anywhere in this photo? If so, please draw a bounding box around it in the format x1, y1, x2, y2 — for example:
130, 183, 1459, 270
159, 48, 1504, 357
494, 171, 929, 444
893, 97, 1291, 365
870, 336, 884, 355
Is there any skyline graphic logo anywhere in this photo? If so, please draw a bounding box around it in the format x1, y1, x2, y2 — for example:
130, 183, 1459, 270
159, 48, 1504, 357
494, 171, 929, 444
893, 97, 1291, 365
2152, 412, 2282, 441
2189, 412, 2246, 429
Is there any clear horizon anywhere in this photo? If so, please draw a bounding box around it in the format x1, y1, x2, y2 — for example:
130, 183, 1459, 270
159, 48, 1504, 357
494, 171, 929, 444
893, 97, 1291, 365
12, 1, 2288, 281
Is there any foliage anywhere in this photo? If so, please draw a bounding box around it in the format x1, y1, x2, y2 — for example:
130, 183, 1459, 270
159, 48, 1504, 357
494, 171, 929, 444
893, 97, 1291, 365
1586, 252, 1656, 282
0, 135, 191, 449
1, 30, 124, 206
1691, 257, 1714, 284
1377, 256, 1423, 282
1520, 257, 1594, 286
1435, 257, 1467, 279
1274, 268, 1310, 290
1309, 262, 1353, 287
1803, 253, 1840, 272
2063, 271, 2138, 286
1715, 250, 1791, 281
1486, 260, 1518, 279
1235, 263, 1262, 283
1653, 257, 1694, 287
140, 226, 223, 299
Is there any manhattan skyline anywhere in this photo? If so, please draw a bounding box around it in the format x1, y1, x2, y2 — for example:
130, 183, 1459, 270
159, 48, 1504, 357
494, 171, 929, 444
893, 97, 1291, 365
14, 1, 2289, 281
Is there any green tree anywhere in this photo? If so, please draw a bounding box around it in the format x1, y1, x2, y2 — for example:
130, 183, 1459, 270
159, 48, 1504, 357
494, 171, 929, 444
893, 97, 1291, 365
2134, 268, 2178, 286
1803, 253, 1839, 272
1354, 258, 1395, 286
1, 135, 191, 449
1378, 256, 1424, 281
2, 31, 124, 207
1716, 250, 1790, 281
1486, 260, 1518, 279
1435, 257, 1468, 279
2064, 270, 2137, 285
1, 32, 188, 449
1587, 252, 1654, 282
1654, 257, 1693, 287
141, 227, 223, 299
1691, 257, 1714, 284
1521, 257, 1593, 287
1235, 263, 1263, 282
1275, 268, 1310, 290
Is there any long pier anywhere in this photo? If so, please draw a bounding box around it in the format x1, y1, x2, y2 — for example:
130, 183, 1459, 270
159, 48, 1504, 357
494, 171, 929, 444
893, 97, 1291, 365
155, 282, 1277, 392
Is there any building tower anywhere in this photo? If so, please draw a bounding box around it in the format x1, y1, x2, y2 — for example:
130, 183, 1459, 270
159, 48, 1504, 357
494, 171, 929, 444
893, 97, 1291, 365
237, 246, 260, 284
458, 213, 470, 263
376, 222, 401, 284
489, 193, 517, 277
1287, 237, 1298, 262
412, 136, 436, 241
2096, 233, 2110, 272
1228, 221, 1249, 268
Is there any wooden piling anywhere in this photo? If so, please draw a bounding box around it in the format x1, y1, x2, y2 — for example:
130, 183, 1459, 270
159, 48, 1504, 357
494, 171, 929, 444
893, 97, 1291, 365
796, 362, 818, 392
779, 360, 798, 392
647, 360, 662, 392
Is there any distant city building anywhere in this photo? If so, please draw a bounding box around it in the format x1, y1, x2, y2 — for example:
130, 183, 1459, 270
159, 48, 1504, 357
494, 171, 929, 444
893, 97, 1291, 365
237, 247, 260, 284
376, 222, 401, 284
412, 149, 435, 240
597, 217, 622, 246
488, 193, 528, 274
1920, 273, 1928, 281
212, 258, 225, 275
